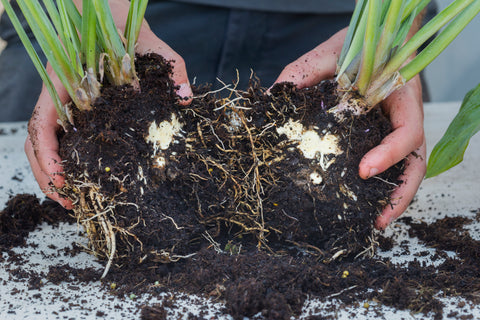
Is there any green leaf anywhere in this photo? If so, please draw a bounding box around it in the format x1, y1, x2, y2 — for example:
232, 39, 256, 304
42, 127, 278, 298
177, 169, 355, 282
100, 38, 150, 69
0, 0, 67, 123
374, 0, 405, 73
355, 0, 382, 95
426, 83, 480, 178
92, 0, 127, 84
16, 0, 84, 108
337, 0, 367, 70
382, 0, 476, 84
81, 0, 98, 74
401, 0, 480, 82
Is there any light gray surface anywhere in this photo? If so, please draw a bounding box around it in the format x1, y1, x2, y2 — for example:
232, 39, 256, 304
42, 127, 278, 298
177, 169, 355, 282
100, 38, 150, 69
424, 0, 480, 102
1, 102, 480, 319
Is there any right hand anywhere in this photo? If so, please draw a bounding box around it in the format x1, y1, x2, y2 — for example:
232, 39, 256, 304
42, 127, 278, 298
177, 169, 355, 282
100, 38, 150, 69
272, 28, 426, 230
25, 7, 192, 208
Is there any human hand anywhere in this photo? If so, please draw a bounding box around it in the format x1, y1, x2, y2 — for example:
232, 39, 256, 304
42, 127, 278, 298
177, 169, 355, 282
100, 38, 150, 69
272, 28, 426, 230
25, 1, 192, 208
360, 76, 426, 230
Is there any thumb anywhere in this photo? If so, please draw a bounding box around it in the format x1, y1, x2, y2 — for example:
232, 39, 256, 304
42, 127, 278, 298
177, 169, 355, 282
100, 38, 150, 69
272, 28, 348, 89
136, 33, 192, 105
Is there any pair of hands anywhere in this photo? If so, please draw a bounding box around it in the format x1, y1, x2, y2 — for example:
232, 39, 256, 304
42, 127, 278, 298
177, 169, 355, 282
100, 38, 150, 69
24, 17, 426, 230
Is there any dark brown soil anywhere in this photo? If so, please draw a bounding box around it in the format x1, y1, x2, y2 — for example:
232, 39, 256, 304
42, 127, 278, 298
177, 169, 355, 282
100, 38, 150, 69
58, 54, 403, 270
51, 53, 407, 318
11, 55, 478, 320
0, 194, 74, 250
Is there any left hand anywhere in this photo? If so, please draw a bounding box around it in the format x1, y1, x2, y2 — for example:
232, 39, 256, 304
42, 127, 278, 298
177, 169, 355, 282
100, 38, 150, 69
272, 28, 426, 230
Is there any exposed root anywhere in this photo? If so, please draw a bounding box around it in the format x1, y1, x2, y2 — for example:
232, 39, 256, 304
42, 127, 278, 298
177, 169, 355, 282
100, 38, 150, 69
59, 172, 146, 277
100, 215, 116, 278
355, 235, 380, 259
328, 249, 347, 262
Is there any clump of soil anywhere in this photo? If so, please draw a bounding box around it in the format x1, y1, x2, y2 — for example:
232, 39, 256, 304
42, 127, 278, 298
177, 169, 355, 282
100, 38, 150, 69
57, 54, 403, 271
7, 55, 449, 319
0, 194, 74, 250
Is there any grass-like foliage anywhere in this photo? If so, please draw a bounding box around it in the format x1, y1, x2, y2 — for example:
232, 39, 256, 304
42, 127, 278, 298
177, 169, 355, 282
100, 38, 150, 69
0, 0, 148, 126
336, 0, 480, 112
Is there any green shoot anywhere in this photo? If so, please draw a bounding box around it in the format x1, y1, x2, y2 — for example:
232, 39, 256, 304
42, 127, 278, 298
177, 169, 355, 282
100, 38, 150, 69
15, 0, 90, 110
0, 0, 68, 125
402, 0, 431, 21
125, 0, 148, 60
355, 0, 382, 95
1, 0, 149, 124
91, 0, 130, 86
81, 0, 101, 98
373, 1, 404, 73
381, 0, 477, 82
400, 0, 480, 81
337, 0, 367, 73
336, 0, 480, 111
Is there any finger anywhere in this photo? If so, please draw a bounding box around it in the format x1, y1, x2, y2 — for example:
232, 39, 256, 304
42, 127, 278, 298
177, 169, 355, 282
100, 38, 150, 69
359, 78, 424, 179
25, 136, 72, 209
136, 33, 192, 105
375, 140, 426, 229
102, 1, 192, 104
272, 28, 347, 88
28, 68, 71, 197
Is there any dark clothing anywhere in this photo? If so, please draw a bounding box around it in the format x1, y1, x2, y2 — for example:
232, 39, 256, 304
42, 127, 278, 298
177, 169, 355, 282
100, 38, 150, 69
145, 2, 351, 89
170, 0, 355, 13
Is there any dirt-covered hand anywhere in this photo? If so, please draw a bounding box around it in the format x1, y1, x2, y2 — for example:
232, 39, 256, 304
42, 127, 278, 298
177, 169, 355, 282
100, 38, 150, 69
106, 0, 193, 102
273, 28, 426, 230
25, 0, 192, 208
272, 28, 347, 88
360, 76, 426, 230
25, 63, 72, 208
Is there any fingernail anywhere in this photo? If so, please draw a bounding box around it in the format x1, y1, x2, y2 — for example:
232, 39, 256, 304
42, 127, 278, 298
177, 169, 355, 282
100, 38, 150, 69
368, 168, 379, 178
177, 83, 192, 98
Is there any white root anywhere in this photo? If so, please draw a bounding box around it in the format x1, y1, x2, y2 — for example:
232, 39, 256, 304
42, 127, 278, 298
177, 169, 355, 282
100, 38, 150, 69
202, 231, 223, 254
100, 216, 116, 279
325, 285, 358, 299
373, 176, 399, 187
329, 249, 347, 262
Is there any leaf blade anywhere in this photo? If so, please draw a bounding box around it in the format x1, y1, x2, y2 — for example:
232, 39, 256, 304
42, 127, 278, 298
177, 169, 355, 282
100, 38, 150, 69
426, 83, 480, 178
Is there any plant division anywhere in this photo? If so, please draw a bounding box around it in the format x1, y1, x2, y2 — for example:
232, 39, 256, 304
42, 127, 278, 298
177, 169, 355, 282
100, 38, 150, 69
3, 0, 479, 277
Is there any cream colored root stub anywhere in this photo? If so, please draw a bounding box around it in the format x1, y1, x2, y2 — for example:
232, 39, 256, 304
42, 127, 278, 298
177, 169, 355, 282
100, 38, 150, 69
276, 119, 343, 172
146, 113, 183, 151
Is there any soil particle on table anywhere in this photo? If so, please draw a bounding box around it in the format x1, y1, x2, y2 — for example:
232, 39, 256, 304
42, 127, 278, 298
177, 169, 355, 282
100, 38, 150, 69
0, 194, 75, 250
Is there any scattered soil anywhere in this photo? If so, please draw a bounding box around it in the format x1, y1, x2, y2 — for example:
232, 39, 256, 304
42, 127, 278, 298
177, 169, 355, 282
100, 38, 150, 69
2, 194, 480, 320
0, 194, 74, 250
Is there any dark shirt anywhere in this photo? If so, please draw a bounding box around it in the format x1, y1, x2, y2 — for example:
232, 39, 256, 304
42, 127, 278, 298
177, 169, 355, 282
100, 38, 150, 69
170, 0, 355, 13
